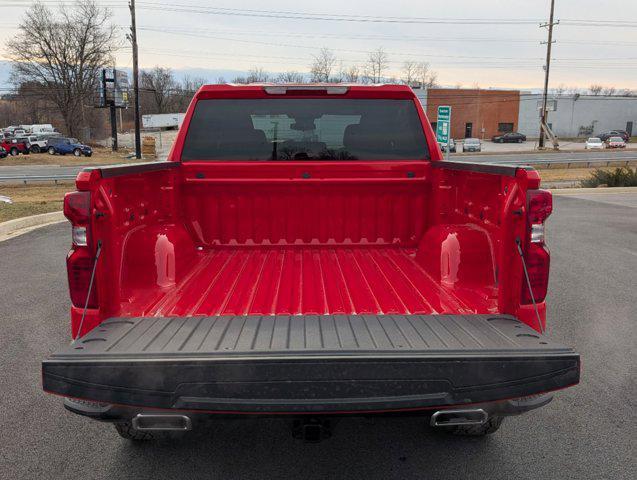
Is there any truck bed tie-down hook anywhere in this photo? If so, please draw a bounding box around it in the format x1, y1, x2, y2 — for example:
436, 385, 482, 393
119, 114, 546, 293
74, 240, 102, 341
515, 237, 544, 335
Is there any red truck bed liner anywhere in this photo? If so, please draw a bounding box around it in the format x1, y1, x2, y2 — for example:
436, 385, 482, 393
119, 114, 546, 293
140, 247, 493, 318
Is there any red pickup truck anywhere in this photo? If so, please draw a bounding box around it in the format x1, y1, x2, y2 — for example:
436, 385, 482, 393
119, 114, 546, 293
43, 84, 579, 441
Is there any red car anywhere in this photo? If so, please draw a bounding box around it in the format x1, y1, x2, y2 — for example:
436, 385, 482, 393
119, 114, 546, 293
43, 84, 579, 441
0, 139, 29, 156
606, 136, 626, 148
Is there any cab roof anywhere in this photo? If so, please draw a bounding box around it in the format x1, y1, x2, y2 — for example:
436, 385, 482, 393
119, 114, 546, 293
195, 83, 418, 100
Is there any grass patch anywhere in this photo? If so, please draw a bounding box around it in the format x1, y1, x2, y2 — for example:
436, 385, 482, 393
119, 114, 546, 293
580, 167, 637, 188
536, 166, 624, 183
0, 147, 136, 166
0, 182, 72, 222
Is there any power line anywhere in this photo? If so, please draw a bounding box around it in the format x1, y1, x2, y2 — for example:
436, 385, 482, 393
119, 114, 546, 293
136, 27, 637, 69
137, 47, 636, 69
7, 1, 633, 27
131, 25, 637, 48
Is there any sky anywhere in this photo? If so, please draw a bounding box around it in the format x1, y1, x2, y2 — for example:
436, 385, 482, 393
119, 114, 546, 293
0, 0, 636, 90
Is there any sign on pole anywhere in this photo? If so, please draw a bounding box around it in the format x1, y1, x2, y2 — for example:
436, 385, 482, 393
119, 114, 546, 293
436, 105, 452, 159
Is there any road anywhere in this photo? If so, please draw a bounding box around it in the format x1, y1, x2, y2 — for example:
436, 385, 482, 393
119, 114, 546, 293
456, 149, 637, 165
0, 149, 636, 182
0, 192, 635, 479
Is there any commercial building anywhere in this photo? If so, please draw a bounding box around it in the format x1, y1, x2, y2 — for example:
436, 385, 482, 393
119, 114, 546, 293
417, 88, 637, 140
418, 88, 520, 140
517, 93, 636, 138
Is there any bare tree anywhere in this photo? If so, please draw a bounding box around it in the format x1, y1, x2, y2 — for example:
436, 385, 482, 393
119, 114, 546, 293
415, 62, 438, 89
342, 65, 361, 83
552, 84, 566, 96
602, 86, 616, 96
172, 75, 207, 111
566, 86, 581, 95
402, 61, 418, 86
276, 71, 304, 83
310, 48, 337, 82
328, 64, 345, 83
140, 67, 178, 113
6, 0, 117, 139
246, 67, 270, 83
621, 88, 635, 96
589, 84, 603, 95
181, 75, 207, 93
365, 47, 389, 84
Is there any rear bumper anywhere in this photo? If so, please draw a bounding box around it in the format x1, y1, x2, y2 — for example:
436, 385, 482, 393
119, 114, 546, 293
62, 392, 555, 422
42, 314, 580, 415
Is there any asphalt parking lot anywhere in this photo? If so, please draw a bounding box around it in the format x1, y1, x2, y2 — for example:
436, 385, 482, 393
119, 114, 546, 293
0, 192, 635, 480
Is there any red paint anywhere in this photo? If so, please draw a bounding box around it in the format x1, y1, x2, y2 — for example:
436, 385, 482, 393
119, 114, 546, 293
67, 84, 549, 337
0, 139, 29, 155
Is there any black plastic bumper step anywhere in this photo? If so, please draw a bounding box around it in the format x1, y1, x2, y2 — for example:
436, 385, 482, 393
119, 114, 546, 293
43, 314, 579, 413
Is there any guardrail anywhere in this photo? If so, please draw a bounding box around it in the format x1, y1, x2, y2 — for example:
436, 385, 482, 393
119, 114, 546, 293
455, 157, 637, 168
0, 157, 635, 183
0, 174, 77, 184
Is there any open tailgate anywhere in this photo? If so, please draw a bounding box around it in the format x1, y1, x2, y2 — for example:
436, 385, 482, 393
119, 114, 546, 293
43, 314, 579, 413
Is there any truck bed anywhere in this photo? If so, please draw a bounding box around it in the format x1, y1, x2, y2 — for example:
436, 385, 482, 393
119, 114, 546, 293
136, 247, 494, 317
43, 314, 579, 413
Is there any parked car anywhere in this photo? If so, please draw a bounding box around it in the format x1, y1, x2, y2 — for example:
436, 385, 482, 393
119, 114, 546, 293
0, 139, 29, 156
0, 146, 7, 159
605, 136, 626, 148
46, 137, 92, 157
438, 138, 456, 152
13, 136, 32, 150
492, 132, 526, 143
585, 137, 604, 150
43, 84, 579, 441
597, 130, 629, 142
462, 138, 482, 152
26, 135, 51, 153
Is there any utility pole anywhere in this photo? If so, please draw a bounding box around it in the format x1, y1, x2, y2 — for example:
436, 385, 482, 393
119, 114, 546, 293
129, 0, 142, 159
538, 0, 558, 148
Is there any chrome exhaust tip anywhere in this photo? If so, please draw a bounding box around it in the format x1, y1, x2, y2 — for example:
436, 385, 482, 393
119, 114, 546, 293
430, 408, 488, 427
132, 414, 192, 431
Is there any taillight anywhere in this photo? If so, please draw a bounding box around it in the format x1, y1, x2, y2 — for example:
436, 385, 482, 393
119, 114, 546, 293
521, 189, 552, 304
64, 191, 90, 247
64, 191, 90, 225
67, 248, 99, 308
64, 191, 98, 308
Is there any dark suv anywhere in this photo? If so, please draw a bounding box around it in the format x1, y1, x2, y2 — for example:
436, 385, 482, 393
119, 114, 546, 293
596, 130, 629, 142
46, 137, 93, 157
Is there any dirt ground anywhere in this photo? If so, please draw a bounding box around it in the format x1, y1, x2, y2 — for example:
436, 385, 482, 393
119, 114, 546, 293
0, 147, 136, 167
0, 182, 73, 222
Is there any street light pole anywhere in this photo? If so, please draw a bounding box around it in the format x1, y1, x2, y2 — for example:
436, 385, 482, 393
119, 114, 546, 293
538, 0, 557, 149
129, 0, 142, 159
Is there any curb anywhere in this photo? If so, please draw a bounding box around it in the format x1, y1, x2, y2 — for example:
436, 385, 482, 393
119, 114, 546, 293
551, 187, 637, 195
0, 211, 65, 242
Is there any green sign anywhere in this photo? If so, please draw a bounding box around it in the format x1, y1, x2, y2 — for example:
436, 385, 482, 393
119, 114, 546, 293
437, 105, 451, 122
436, 105, 451, 144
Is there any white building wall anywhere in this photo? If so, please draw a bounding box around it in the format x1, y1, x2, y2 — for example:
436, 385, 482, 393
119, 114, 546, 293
518, 94, 637, 138
413, 89, 427, 111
